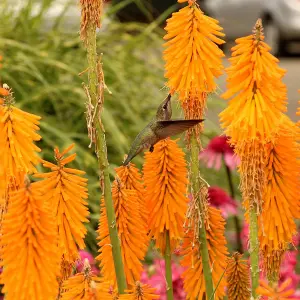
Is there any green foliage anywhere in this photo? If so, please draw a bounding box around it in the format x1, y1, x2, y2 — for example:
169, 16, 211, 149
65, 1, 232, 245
0, 0, 229, 253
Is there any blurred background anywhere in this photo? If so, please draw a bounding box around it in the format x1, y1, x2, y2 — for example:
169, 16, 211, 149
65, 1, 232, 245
0, 0, 300, 253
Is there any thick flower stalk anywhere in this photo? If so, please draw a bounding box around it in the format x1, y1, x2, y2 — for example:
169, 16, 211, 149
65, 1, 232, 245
61, 259, 111, 300
256, 278, 298, 300
219, 19, 288, 296
119, 282, 159, 300
34, 144, 89, 264
226, 252, 251, 300
79, 0, 126, 292
259, 116, 300, 281
180, 207, 228, 300
0, 85, 41, 191
0, 182, 59, 300
143, 138, 188, 253
96, 179, 148, 286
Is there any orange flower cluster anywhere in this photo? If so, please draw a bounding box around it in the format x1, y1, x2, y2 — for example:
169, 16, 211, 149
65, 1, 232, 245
259, 116, 300, 280
0, 86, 41, 191
34, 144, 89, 264
219, 19, 288, 212
0, 183, 59, 300
119, 282, 159, 300
115, 163, 147, 223
226, 253, 251, 300
220, 19, 287, 143
61, 260, 112, 300
256, 278, 298, 300
143, 138, 188, 253
96, 178, 148, 286
163, 0, 224, 100
181, 207, 228, 299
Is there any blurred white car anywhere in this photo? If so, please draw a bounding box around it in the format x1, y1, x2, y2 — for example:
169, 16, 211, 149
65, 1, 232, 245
204, 0, 300, 56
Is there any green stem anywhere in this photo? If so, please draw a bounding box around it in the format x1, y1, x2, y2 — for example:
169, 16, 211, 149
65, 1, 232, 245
223, 159, 243, 253
165, 231, 174, 300
84, 23, 127, 293
249, 204, 259, 299
191, 135, 214, 299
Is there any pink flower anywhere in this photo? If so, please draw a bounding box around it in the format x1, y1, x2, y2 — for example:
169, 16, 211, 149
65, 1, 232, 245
279, 251, 300, 290
76, 250, 99, 275
199, 135, 239, 170
141, 259, 186, 299
208, 186, 238, 218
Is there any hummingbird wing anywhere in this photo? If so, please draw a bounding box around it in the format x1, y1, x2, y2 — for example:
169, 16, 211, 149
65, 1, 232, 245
156, 119, 204, 139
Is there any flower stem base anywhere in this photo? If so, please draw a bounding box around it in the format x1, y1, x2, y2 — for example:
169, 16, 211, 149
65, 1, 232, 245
165, 231, 174, 300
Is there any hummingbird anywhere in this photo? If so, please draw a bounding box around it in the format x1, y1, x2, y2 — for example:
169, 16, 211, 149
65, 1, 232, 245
122, 94, 204, 166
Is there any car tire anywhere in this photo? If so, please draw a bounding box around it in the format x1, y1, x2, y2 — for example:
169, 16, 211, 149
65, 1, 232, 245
263, 19, 287, 57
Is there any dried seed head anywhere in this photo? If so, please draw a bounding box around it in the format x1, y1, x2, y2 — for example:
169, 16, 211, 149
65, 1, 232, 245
80, 0, 103, 42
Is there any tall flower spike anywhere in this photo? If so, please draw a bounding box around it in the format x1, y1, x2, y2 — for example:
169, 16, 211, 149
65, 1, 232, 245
80, 0, 103, 42
0, 182, 59, 300
180, 207, 228, 300
256, 278, 298, 300
143, 138, 189, 253
34, 144, 89, 264
220, 19, 287, 143
219, 19, 289, 296
0, 85, 41, 190
119, 282, 159, 300
259, 116, 300, 281
96, 179, 148, 286
61, 259, 112, 300
164, 0, 225, 99
226, 252, 251, 300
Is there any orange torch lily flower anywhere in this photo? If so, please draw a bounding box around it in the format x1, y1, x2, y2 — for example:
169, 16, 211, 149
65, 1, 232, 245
220, 19, 287, 144
143, 138, 189, 253
96, 179, 148, 286
0, 85, 41, 190
0, 182, 59, 300
34, 144, 90, 264
259, 116, 300, 280
61, 259, 112, 300
163, 0, 225, 100
115, 163, 147, 224
226, 253, 251, 300
119, 282, 159, 300
256, 278, 298, 300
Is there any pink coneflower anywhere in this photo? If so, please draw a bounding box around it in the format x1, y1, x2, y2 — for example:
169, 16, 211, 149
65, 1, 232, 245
199, 135, 239, 170
208, 186, 238, 218
141, 259, 186, 300
280, 251, 300, 290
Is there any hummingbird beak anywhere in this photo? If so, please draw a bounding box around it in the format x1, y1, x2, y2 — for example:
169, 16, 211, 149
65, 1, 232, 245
166, 93, 171, 103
